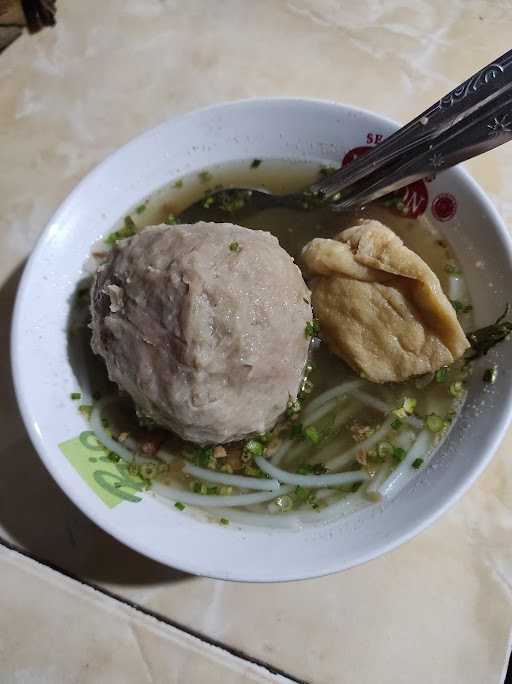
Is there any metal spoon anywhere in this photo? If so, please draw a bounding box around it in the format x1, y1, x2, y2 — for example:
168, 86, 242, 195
179, 48, 512, 221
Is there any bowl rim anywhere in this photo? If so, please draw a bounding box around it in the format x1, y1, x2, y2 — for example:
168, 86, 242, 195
11, 96, 512, 581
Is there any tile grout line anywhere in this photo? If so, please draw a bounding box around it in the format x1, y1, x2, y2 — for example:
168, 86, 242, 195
0, 536, 308, 684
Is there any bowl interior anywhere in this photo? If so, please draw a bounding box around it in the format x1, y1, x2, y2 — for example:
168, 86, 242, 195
12, 98, 512, 581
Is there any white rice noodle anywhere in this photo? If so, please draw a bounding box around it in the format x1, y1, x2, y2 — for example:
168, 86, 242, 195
395, 430, 417, 451
352, 389, 423, 429
303, 400, 338, 428
255, 456, 369, 488
90, 399, 152, 464
152, 482, 292, 508
183, 463, 281, 491
302, 380, 363, 420
351, 389, 390, 414
211, 508, 302, 529
271, 439, 292, 465
378, 430, 432, 498
326, 417, 395, 470
333, 402, 361, 428
447, 275, 462, 301
156, 448, 177, 464
296, 493, 369, 524
365, 463, 391, 497
314, 488, 337, 501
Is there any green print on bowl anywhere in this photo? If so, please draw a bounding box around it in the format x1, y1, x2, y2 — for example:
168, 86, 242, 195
59, 431, 145, 508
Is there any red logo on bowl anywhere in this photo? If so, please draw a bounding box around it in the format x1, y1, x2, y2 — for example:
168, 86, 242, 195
341, 144, 428, 219
431, 193, 457, 222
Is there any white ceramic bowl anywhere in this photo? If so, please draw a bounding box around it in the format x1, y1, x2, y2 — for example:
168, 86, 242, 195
11, 98, 512, 581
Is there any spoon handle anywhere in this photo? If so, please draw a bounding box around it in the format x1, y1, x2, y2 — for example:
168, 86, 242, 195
311, 49, 512, 205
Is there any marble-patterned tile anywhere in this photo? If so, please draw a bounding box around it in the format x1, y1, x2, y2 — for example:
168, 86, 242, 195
1, 1, 512, 683
0, 546, 291, 684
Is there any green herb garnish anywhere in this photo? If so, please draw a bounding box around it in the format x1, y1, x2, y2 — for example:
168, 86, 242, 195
305, 319, 320, 338
426, 413, 444, 433
435, 367, 449, 383
377, 441, 394, 459
391, 418, 402, 430
220, 517, 230, 525
483, 366, 498, 384
449, 381, 464, 398
229, 241, 241, 252
450, 299, 472, 315
78, 404, 93, 420
318, 165, 338, 178
286, 396, 302, 417
173, 179, 183, 188
70, 392, 81, 401
250, 159, 262, 169
135, 202, 147, 214
289, 422, 304, 440
412, 458, 424, 469
467, 305, 512, 359
392, 447, 406, 463
445, 262, 462, 275
243, 439, 264, 457
393, 397, 416, 418
194, 446, 214, 468
175, 501, 185, 511
304, 426, 320, 444
165, 213, 178, 225
105, 215, 137, 245
198, 170, 212, 183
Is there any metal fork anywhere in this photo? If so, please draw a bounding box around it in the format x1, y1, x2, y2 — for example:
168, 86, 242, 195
179, 48, 512, 219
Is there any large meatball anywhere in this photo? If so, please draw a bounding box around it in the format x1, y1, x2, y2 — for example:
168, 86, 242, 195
90, 222, 312, 444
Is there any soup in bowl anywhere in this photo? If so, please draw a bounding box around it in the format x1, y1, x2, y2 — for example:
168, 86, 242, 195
12, 98, 512, 580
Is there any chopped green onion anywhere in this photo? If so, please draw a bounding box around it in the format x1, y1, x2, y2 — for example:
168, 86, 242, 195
244, 439, 264, 457
165, 213, 177, 225
104, 215, 137, 245
305, 319, 320, 338
107, 452, 120, 463
426, 413, 444, 433
289, 422, 304, 440
412, 458, 424, 469
393, 397, 416, 418
449, 381, 464, 398
135, 203, 147, 214
377, 441, 394, 459
198, 170, 212, 183
70, 392, 81, 401
173, 179, 183, 188
393, 447, 406, 463
286, 396, 302, 417
391, 418, 402, 430
219, 517, 230, 525
78, 404, 93, 420
304, 426, 320, 444
229, 241, 241, 252
483, 366, 498, 384
194, 446, 213, 468
276, 495, 293, 512
258, 432, 272, 445
445, 262, 462, 275
450, 300, 472, 315
250, 159, 262, 168
175, 501, 185, 511
435, 367, 449, 383
318, 165, 338, 177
